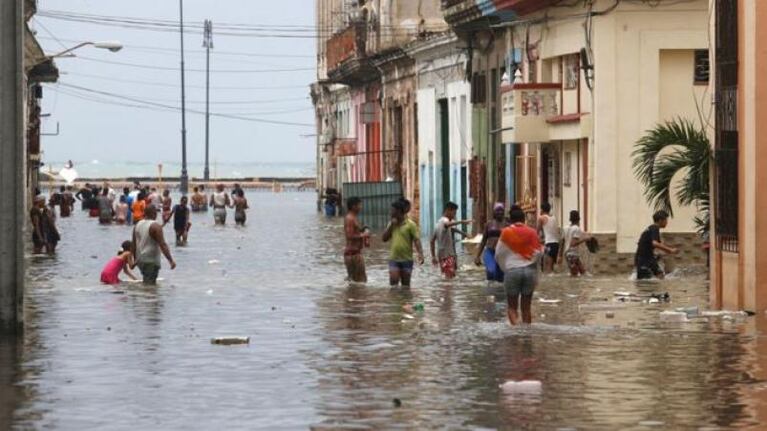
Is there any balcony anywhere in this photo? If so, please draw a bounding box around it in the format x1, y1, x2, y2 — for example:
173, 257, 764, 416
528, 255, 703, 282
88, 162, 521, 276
442, 0, 558, 27
501, 83, 592, 143
501, 83, 561, 143
326, 22, 379, 86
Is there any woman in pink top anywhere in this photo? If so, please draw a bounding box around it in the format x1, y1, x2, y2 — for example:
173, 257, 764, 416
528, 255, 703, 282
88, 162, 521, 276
100, 240, 138, 285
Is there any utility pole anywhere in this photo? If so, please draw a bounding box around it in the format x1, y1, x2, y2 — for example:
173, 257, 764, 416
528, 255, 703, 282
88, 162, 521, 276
0, 0, 24, 333
203, 19, 213, 182
178, 0, 189, 195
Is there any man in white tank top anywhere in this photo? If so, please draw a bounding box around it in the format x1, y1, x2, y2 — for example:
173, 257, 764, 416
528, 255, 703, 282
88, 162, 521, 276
132, 205, 176, 284
537, 202, 561, 273
209, 184, 232, 225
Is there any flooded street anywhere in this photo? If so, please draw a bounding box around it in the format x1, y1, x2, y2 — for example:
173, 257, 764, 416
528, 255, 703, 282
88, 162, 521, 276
2, 192, 766, 430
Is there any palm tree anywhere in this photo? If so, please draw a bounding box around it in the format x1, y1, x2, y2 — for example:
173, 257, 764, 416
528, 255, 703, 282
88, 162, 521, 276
632, 118, 711, 234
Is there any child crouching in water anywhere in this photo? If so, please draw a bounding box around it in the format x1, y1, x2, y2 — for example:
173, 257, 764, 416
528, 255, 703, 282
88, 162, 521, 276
100, 240, 138, 285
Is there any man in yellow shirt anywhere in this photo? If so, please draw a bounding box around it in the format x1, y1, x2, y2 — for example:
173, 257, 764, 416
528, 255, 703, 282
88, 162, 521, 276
382, 199, 424, 288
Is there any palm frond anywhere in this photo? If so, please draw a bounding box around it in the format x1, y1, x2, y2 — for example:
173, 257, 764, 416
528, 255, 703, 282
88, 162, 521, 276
633, 117, 712, 229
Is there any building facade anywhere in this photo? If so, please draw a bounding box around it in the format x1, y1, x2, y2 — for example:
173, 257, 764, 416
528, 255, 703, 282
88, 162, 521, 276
313, 0, 446, 218
710, 0, 767, 313
408, 33, 473, 235
442, 0, 711, 272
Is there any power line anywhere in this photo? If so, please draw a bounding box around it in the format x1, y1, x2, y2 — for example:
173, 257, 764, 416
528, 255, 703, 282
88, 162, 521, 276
60, 71, 310, 91
52, 82, 315, 127
36, 10, 445, 39
36, 36, 314, 58
70, 55, 313, 73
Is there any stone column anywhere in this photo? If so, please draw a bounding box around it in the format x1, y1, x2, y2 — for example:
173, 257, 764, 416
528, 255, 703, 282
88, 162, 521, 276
0, 0, 24, 333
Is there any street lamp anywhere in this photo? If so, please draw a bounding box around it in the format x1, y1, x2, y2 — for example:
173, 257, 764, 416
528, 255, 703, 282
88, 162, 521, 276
46, 41, 123, 59
178, 0, 189, 195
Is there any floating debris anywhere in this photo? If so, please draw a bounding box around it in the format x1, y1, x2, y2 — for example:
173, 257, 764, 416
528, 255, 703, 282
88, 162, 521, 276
659, 311, 689, 322
539, 298, 562, 304
500, 380, 542, 394
211, 336, 250, 345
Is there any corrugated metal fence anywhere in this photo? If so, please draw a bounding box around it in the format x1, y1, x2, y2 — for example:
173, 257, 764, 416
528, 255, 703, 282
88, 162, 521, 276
343, 181, 402, 229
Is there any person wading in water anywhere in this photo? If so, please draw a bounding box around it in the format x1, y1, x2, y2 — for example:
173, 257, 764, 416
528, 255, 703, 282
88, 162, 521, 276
132, 206, 176, 284
495, 206, 543, 325
475, 203, 509, 282
343, 197, 370, 283
210, 184, 232, 225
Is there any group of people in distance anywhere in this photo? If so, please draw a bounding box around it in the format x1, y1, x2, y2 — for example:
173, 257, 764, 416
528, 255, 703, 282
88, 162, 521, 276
190, 183, 249, 226
344, 196, 680, 326
35, 180, 250, 286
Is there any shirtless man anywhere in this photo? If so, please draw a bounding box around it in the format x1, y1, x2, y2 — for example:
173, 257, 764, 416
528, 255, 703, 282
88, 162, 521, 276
344, 197, 370, 283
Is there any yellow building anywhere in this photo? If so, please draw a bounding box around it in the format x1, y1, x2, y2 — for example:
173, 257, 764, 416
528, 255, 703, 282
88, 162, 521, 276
710, 0, 767, 313
486, 0, 712, 272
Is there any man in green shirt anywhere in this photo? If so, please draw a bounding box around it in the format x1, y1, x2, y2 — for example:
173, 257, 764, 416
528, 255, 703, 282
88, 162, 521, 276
382, 199, 424, 288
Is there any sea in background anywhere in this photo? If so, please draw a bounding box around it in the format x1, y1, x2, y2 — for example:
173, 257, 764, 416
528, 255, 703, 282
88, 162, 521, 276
44, 160, 315, 179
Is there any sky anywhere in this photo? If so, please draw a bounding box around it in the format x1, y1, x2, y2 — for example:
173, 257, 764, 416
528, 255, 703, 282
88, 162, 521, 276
35, 0, 317, 174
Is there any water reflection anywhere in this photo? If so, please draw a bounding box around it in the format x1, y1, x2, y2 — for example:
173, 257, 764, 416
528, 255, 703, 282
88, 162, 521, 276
5, 192, 767, 429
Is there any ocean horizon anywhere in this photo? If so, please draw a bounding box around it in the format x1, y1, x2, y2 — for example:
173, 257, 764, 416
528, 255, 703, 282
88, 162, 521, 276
44, 160, 316, 179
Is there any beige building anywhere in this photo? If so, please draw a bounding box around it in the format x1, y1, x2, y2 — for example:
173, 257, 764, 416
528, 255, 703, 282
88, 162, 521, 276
488, 0, 711, 272
710, 0, 767, 314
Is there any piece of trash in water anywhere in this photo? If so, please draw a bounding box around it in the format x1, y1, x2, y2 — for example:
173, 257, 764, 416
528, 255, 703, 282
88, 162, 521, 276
647, 297, 660, 304
208, 259, 220, 265
500, 380, 542, 394
675, 306, 699, 317
206, 289, 213, 295
566, 294, 578, 298
539, 298, 562, 304
659, 310, 689, 322
701, 310, 748, 318
540, 314, 546, 319
486, 295, 496, 304
579, 303, 627, 311
606, 312, 615, 319
271, 306, 277, 311
402, 313, 415, 320
402, 304, 414, 313
392, 398, 402, 408
614, 291, 633, 297
413, 303, 425, 312
211, 336, 250, 345
638, 420, 665, 427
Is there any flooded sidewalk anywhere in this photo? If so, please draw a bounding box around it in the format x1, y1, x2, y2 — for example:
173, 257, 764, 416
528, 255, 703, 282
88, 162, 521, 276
3, 192, 767, 430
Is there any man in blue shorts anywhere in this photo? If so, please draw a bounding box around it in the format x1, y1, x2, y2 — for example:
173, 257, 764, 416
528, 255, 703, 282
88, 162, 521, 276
382, 199, 424, 288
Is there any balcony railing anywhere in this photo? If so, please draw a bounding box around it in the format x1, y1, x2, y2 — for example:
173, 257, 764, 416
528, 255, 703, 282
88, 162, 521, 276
501, 83, 561, 143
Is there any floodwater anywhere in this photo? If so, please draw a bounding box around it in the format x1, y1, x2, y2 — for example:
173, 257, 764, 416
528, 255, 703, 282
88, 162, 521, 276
3, 192, 767, 430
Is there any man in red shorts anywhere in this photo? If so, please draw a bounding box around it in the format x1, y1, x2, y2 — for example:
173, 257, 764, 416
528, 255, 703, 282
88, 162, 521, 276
430, 201, 472, 279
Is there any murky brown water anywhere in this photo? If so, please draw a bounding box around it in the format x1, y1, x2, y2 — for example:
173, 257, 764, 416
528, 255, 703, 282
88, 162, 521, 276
3, 192, 767, 430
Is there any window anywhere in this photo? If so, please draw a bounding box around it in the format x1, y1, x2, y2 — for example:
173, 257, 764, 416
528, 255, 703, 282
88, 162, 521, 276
715, 0, 738, 252
563, 151, 572, 187
564, 54, 579, 90
694, 49, 710, 85
471, 72, 487, 104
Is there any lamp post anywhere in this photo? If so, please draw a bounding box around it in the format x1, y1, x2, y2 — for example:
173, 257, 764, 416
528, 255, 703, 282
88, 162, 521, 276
202, 20, 213, 182
178, 0, 189, 195
36, 41, 123, 65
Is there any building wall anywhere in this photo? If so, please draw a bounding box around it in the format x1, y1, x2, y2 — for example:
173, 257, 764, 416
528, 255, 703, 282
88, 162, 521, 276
592, 2, 709, 251
713, 0, 767, 313
496, 0, 709, 252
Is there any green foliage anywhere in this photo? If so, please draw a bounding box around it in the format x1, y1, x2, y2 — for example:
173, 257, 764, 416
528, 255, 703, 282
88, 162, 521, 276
632, 118, 711, 234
